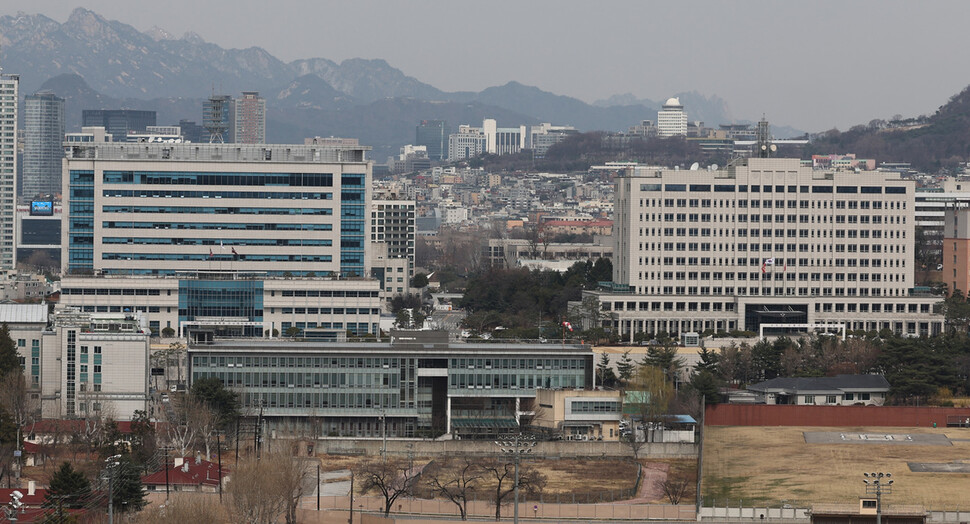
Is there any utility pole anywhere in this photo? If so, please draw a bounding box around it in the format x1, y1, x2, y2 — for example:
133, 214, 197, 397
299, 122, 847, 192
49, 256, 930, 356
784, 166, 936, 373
348, 469, 354, 524
105, 454, 121, 524
256, 399, 264, 460
217, 433, 223, 503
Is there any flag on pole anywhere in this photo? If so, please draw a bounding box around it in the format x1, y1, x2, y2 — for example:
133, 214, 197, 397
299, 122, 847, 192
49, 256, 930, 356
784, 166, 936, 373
220, 240, 226, 251
231, 247, 239, 258
761, 257, 775, 273
208, 248, 213, 259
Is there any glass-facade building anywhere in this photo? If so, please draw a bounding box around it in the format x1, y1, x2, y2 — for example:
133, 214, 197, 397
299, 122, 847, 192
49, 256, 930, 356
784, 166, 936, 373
188, 332, 593, 438
62, 142, 371, 277
23, 92, 65, 198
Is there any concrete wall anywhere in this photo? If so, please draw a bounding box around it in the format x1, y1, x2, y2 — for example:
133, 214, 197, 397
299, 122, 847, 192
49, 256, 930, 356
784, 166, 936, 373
706, 404, 970, 427
314, 437, 697, 459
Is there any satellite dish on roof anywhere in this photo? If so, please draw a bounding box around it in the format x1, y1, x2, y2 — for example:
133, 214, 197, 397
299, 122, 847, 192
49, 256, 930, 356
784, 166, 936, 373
690, 162, 700, 171
710, 163, 719, 171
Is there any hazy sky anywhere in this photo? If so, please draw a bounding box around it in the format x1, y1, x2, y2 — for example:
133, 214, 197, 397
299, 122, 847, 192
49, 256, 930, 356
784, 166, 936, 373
3, 1, 969, 131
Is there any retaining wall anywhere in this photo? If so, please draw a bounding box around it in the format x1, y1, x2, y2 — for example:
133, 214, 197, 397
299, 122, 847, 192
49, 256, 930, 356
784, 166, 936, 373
705, 404, 970, 427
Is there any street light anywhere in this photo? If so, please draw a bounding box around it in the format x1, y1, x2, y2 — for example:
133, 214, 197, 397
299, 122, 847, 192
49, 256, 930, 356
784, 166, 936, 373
863, 472, 893, 524
2, 490, 23, 522
105, 454, 122, 524
494, 433, 537, 524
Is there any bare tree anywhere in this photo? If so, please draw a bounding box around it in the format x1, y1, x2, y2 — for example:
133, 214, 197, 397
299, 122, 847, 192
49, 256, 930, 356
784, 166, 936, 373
656, 467, 694, 504
165, 393, 217, 457
425, 456, 482, 520
355, 457, 421, 517
479, 458, 546, 521
0, 371, 37, 477
226, 456, 288, 524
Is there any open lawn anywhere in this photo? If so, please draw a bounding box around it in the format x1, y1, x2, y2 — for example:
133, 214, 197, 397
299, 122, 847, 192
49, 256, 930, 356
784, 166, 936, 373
703, 426, 970, 509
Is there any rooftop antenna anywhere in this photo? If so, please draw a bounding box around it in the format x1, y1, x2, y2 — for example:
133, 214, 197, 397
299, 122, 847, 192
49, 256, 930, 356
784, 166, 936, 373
757, 115, 777, 158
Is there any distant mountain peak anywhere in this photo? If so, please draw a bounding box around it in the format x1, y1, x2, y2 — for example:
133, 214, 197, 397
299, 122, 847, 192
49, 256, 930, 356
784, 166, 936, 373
145, 25, 175, 41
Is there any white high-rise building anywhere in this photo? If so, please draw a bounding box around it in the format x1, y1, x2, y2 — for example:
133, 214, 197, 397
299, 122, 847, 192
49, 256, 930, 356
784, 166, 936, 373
0, 71, 18, 271
657, 97, 687, 137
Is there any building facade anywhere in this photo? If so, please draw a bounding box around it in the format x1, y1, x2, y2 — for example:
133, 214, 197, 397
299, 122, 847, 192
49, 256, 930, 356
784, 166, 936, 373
40, 309, 150, 420
943, 207, 970, 296
448, 125, 487, 161
657, 97, 687, 138
415, 120, 448, 161
371, 197, 416, 273
22, 92, 65, 199
233, 92, 266, 144
0, 72, 18, 270
187, 331, 593, 438
593, 157, 943, 339
81, 110, 155, 143
58, 273, 383, 338
62, 142, 371, 278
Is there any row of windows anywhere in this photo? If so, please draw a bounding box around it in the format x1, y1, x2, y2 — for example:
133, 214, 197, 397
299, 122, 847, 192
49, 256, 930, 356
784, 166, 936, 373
102, 206, 333, 216
636, 286, 902, 297
650, 270, 899, 282
280, 307, 379, 315
103, 237, 333, 247
450, 358, 585, 370
655, 241, 896, 253
607, 300, 929, 314
641, 183, 905, 194
648, 198, 897, 210
655, 255, 903, 266
193, 356, 410, 369
103, 171, 335, 187
103, 190, 333, 200
63, 288, 162, 296
449, 373, 584, 390
655, 214, 894, 224
571, 401, 622, 414
103, 253, 332, 262
278, 290, 378, 298
102, 221, 334, 231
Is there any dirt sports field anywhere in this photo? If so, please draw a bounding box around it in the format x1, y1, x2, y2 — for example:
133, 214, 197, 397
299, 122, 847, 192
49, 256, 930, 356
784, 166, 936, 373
703, 425, 970, 509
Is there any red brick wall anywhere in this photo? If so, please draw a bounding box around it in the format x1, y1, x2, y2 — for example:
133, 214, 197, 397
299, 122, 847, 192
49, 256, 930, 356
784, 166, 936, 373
705, 404, 970, 427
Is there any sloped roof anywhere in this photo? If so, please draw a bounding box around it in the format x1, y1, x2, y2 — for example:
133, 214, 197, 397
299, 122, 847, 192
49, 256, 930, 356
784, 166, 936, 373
747, 374, 890, 393
142, 458, 229, 487
0, 303, 48, 324
0, 487, 48, 507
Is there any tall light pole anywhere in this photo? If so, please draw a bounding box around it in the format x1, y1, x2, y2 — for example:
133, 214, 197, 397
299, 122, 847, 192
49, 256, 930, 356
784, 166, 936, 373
863, 472, 893, 524
105, 454, 122, 524
495, 433, 536, 524
379, 406, 387, 461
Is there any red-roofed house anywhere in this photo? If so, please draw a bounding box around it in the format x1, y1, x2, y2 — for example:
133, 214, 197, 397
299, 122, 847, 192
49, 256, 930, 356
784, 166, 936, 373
141, 457, 229, 493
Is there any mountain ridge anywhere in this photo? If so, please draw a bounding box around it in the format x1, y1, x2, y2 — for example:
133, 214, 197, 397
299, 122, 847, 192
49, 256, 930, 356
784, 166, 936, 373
2, 7, 802, 158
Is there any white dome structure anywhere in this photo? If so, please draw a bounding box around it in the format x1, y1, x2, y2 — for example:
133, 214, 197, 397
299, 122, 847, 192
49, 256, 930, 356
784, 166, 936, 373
663, 97, 682, 107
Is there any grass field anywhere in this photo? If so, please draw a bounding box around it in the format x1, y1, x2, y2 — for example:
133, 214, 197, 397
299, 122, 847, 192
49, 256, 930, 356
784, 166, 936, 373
703, 426, 970, 509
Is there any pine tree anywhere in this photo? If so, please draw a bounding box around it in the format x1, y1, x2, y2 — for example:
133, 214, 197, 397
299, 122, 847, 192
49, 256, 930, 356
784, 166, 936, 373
111, 455, 148, 513
0, 324, 21, 377
45, 462, 91, 509
596, 352, 618, 388
616, 351, 635, 383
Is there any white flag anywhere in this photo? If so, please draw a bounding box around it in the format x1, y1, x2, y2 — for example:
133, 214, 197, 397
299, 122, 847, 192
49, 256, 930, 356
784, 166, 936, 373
764, 258, 775, 266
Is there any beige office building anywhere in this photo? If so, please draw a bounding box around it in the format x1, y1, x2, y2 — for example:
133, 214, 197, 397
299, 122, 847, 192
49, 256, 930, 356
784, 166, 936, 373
591, 157, 943, 339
